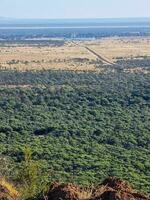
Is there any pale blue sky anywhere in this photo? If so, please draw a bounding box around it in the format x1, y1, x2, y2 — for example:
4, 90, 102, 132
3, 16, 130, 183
0, 0, 149, 19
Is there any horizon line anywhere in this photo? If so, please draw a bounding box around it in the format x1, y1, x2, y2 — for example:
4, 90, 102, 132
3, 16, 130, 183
1, 16, 150, 20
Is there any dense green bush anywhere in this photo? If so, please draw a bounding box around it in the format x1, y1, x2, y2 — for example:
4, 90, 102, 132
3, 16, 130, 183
0, 69, 149, 195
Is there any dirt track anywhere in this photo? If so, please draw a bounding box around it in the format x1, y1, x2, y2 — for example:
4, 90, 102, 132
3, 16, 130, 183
72, 41, 123, 69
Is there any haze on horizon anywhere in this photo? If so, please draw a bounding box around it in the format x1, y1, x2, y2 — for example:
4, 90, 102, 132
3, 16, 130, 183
0, 0, 149, 20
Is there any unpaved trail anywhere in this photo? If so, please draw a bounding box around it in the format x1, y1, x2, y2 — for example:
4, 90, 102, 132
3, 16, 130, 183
72, 41, 123, 69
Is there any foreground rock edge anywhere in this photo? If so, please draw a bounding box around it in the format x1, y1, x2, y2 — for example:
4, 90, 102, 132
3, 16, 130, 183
0, 177, 149, 200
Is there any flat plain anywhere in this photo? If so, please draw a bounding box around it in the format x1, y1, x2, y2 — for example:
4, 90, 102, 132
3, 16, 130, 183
0, 36, 150, 73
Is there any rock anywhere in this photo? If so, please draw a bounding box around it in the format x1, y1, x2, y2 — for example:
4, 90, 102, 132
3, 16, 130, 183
45, 177, 150, 200
46, 182, 80, 200
90, 177, 150, 200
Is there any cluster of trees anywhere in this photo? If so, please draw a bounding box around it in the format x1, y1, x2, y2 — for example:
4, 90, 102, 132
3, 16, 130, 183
0, 39, 65, 47
1, 26, 150, 40
116, 56, 150, 69
0, 69, 149, 195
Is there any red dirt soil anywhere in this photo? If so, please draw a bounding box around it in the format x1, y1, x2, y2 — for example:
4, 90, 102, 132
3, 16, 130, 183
46, 177, 150, 200
46, 182, 80, 200
90, 177, 150, 200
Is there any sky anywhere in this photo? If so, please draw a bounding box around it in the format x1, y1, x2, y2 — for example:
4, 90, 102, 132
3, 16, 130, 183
0, 0, 149, 19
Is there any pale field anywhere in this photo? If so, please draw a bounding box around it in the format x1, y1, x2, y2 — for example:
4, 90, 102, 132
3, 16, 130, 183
0, 37, 150, 72
0, 42, 98, 72
81, 36, 150, 62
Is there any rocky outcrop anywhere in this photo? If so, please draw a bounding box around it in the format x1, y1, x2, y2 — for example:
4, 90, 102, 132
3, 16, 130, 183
46, 177, 150, 200
90, 177, 150, 200
46, 182, 80, 200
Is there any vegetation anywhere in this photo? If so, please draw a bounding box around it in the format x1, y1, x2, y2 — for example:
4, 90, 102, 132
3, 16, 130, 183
0, 69, 149, 197
0, 177, 19, 200
1, 26, 150, 40
116, 56, 150, 70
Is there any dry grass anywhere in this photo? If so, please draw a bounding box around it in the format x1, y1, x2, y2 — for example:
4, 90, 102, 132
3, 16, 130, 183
0, 42, 98, 72
82, 36, 150, 62
0, 37, 150, 73
0, 178, 19, 200
78, 188, 93, 200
